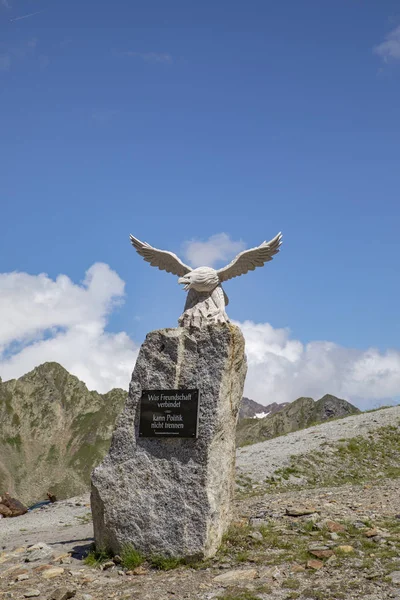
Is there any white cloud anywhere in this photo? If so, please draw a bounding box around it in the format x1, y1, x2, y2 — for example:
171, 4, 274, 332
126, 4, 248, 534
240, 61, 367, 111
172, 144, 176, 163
1, 0, 10, 8
374, 25, 400, 62
183, 233, 246, 268
238, 320, 400, 410
1, 264, 399, 410
0, 264, 138, 392
119, 51, 172, 64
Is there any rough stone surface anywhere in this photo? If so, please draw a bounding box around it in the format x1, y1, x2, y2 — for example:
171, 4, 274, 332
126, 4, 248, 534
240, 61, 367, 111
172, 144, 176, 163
213, 568, 258, 584
389, 572, 400, 585
41, 567, 64, 579
49, 587, 76, 600
25, 542, 54, 562
0, 493, 27, 517
91, 324, 247, 559
307, 559, 324, 570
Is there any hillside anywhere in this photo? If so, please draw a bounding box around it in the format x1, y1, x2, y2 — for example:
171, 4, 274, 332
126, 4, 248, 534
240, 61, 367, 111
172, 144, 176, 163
0, 362, 126, 505
236, 393, 360, 447
237, 403, 400, 487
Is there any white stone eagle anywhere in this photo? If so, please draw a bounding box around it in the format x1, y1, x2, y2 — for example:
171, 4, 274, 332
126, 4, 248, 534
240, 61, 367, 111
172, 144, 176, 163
130, 233, 282, 327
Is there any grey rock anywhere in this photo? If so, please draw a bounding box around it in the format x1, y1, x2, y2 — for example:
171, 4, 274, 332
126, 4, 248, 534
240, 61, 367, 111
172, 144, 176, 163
249, 531, 263, 541
23, 591, 41, 598
25, 542, 54, 562
100, 561, 115, 570
248, 517, 269, 529
91, 324, 247, 559
308, 544, 330, 551
49, 588, 76, 600
390, 571, 400, 584
286, 507, 318, 517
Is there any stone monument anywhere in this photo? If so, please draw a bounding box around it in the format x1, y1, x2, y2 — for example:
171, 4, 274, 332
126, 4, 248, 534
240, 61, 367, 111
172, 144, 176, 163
91, 232, 282, 559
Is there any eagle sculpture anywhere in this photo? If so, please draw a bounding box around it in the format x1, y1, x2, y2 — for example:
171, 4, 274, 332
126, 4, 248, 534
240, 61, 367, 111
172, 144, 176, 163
130, 233, 282, 327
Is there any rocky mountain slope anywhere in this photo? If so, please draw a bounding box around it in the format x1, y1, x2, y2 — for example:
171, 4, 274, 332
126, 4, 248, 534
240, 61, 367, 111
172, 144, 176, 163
239, 397, 288, 419
0, 363, 126, 505
236, 394, 360, 447
236, 404, 400, 486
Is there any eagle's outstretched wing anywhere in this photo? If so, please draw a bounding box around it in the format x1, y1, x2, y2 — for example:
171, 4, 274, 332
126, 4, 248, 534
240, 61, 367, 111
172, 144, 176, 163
217, 232, 282, 283
130, 235, 192, 277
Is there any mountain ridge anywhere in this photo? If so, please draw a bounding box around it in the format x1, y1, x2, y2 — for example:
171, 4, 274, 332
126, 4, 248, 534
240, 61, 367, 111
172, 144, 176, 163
239, 397, 288, 419
236, 393, 360, 447
0, 362, 127, 505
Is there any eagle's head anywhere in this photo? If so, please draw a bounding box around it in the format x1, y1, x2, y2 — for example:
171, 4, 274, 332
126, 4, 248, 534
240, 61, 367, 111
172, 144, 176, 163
178, 267, 219, 292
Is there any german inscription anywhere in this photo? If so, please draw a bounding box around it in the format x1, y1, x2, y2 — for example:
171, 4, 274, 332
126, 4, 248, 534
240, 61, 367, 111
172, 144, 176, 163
139, 389, 199, 438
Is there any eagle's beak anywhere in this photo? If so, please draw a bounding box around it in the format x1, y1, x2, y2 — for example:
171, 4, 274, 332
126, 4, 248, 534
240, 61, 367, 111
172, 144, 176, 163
178, 276, 191, 291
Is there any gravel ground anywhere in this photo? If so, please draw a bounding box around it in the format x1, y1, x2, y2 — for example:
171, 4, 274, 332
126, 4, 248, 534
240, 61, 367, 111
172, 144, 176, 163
2, 407, 400, 600
0, 496, 93, 554
236, 404, 400, 483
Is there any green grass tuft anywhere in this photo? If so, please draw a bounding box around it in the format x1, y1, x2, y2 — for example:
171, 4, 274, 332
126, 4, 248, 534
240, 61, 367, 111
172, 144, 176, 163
217, 591, 262, 600
150, 555, 184, 570
282, 578, 301, 590
120, 545, 145, 570
83, 546, 112, 567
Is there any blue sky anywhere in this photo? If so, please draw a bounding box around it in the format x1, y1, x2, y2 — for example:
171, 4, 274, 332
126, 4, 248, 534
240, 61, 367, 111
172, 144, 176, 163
1, 0, 399, 407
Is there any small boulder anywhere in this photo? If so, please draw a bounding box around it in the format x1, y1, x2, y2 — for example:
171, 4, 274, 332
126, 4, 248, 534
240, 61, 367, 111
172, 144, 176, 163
42, 567, 64, 579
49, 587, 76, 600
249, 531, 263, 542
34, 564, 53, 573
0, 493, 28, 517
364, 528, 378, 538
309, 549, 334, 559
132, 566, 147, 576
249, 517, 269, 529
286, 507, 317, 517
389, 571, 400, 585
337, 545, 354, 554
25, 543, 54, 563
307, 559, 324, 570
325, 520, 345, 533
291, 564, 306, 573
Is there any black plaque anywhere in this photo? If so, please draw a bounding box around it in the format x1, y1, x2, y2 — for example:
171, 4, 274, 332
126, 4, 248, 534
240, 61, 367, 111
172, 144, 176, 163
138, 389, 199, 438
